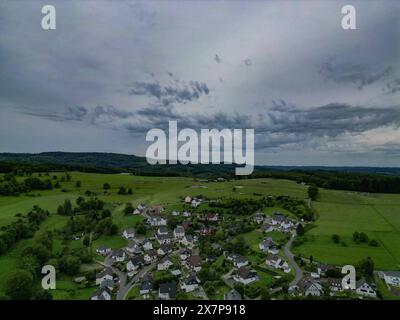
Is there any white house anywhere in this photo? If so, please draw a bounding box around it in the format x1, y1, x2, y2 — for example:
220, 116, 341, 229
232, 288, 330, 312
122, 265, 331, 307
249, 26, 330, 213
298, 278, 323, 297
180, 235, 195, 248
142, 239, 153, 251
227, 254, 248, 268
111, 249, 126, 262
184, 196, 192, 203
144, 250, 157, 264
265, 254, 291, 272
148, 216, 168, 227
382, 271, 400, 287
253, 213, 264, 225
126, 255, 145, 274
157, 244, 173, 256
191, 199, 201, 208
179, 248, 192, 261
171, 210, 180, 216
133, 209, 141, 215
156, 232, 173, 245
233, 267, 259, 285
356, 279, 377, 298
122, 228, 135, 240
173, 226, 185, 239
157, 256, 173, 271
96, 268, 113, 285
91, 287, 112, 301
259, 238, 279, 254
180, 274, 200, 292
182, 211, 191, 217
126, 241, 141, 255
96, 245, 111, 256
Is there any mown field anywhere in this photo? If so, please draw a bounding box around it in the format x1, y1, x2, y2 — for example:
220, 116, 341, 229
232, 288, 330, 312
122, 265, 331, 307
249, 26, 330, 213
0, 172, 399, 299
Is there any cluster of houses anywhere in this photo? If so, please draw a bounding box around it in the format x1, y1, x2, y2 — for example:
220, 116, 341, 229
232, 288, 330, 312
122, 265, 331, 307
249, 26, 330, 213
91, 199, 397, 301
226, 253, 260, 285
93, 201, 208, 300
290, 264, 379, 298
184, 196, 202, 208
91, 268, 115, 300
254, 212, 297, 234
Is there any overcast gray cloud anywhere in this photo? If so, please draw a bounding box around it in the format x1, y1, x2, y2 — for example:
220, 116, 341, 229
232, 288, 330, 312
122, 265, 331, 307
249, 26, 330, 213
0, 0, 399, 166
129, 78, 210, 106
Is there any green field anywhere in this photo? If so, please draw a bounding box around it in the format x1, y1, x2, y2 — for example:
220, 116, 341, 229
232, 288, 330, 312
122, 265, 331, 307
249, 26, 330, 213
0, 172, 399, 298
293, 188, 400, 270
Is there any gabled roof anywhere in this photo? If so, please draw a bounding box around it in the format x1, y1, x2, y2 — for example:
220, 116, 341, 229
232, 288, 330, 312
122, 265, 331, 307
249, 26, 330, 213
174, 226, 185, 233
237, 267, 257, 279
187, 255, 201, 267
159, 256, 173, 264
140, 279, 153, 291
159, 282, 177, 298
129, 255, 145, 265
96, 268, 113, 278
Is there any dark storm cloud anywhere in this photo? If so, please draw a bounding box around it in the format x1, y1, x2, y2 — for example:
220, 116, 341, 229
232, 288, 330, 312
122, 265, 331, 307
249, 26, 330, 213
319, 58, 393, 90
264, 103, 400, 136
27, 101, 400, 151
129, 79, 210, 106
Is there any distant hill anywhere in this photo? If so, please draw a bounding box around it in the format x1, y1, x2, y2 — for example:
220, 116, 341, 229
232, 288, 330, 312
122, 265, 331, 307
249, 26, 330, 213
0, 152, 399, 176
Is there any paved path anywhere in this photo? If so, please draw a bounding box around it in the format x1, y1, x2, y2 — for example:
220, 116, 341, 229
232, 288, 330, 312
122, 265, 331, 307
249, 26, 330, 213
283, 233, 303, 287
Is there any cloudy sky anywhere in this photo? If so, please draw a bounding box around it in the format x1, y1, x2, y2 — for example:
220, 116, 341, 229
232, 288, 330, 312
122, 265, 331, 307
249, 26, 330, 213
0, 0, 399, 166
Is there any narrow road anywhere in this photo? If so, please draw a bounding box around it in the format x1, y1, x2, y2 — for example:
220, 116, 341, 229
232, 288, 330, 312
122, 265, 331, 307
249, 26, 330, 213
283, 233, 303, 287
118, 261, 157, 300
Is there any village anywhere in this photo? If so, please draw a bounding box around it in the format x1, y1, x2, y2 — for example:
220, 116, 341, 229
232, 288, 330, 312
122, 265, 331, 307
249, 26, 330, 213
88, 195, 399, 301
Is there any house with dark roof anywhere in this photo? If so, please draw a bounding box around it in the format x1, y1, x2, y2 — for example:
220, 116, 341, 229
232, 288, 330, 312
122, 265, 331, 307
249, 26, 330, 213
233, 267, 259, 285
158, 282, 177, 300
96, 268, 114, 285
126, 255, 145, 274
173, 226, 185, 238
122, 228, 135, 240
142, 238, 153, 251
157, 256, 173, 271
140, 276, 154, 295
180, 273, 200, 292
111, 249, 126, 262
144, 249, 157, 264
356, 279, 377, 298
156, 231, 174, 245
381, 271, 400, 287
259, 238, 279, 254
91, 287, 112, 301
297, 277, 323, 297
126, 241, 141, 255
227, 254, 248, 268
96, 245, 111, 256
186, 255, 202, 272
157, 244, 173, 256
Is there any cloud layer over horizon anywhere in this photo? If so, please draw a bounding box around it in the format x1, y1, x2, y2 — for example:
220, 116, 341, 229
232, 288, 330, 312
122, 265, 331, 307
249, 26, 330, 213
0, 0, 399, 166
